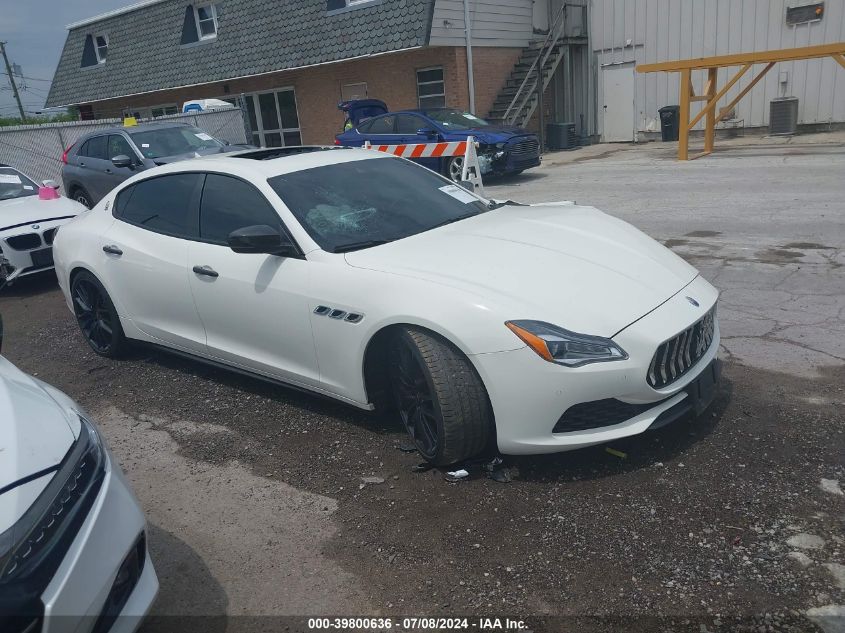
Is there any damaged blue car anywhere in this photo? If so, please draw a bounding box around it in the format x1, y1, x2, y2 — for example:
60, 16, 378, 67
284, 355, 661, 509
335, 101, 540, 182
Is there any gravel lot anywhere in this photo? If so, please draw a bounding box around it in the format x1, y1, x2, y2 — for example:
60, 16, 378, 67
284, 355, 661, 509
1, 136, 843, 632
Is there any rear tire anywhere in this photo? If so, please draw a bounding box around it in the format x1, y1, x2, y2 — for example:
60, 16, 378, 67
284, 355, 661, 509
388, 327, 493, 466
70, 187, 93, 209
71, 271, 127, 358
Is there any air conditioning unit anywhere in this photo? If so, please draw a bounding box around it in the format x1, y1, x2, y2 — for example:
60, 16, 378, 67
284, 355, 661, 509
770, 97, 798, 135
546, 122, 578, 150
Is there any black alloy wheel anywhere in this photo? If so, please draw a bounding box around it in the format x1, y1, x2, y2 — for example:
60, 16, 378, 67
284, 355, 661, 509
71, 272, 126, 357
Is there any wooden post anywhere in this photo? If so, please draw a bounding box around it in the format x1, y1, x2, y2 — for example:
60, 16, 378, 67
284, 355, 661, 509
704, 67, 717, 154
678, 68, 691, 160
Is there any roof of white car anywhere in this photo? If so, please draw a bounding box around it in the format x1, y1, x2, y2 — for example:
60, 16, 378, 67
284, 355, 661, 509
150, 146, 386, 180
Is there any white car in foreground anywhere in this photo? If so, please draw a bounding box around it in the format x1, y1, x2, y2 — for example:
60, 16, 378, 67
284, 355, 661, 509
53, 147, 720, 466
0, 165, 86, 285
0, 318, 157, 632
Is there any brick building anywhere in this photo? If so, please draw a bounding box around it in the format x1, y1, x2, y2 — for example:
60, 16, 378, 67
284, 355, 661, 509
46, 0, 589, 146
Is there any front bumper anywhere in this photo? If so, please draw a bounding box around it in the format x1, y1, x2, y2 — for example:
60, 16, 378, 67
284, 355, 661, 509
0, 221, 66, 283
473, 275, 720, 455
38, 451, 158, 633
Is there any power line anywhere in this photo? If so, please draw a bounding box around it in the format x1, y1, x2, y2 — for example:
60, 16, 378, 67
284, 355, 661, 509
1, 72, 52, 83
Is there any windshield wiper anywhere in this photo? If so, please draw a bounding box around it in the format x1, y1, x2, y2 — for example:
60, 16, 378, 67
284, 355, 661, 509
487, 200, 526, 210
428, 212, 483, 230
332, 239, 393, 253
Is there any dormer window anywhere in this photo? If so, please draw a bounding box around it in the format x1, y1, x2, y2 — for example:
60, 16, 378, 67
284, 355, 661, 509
194, 3, 218, 39
94, 34, 108, 63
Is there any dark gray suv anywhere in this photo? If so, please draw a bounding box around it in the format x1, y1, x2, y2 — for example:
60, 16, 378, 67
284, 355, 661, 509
61, 122, 251, 207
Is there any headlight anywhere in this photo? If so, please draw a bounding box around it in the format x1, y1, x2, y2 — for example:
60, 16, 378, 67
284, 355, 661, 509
505, 320, 628, 367
495, 142, 506, 149
0, 415, 105, 587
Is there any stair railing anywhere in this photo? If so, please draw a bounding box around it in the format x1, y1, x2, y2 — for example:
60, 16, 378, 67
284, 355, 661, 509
502, 3, 569, 125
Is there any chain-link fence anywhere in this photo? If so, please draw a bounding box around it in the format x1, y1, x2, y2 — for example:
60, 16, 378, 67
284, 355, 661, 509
0, 108, 250, 193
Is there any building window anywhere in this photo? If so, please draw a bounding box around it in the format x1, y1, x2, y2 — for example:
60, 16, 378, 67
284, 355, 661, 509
786, 2, 824, 25
417, 67, 445, 109
194, 3, 218, 39
94, 34, 108, 63
326, 0, 379, 12
151, 105, 179, 118
243, 88, 302, 148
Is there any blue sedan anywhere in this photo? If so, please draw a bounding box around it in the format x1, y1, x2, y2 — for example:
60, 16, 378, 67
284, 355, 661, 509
335, 107, 541, 182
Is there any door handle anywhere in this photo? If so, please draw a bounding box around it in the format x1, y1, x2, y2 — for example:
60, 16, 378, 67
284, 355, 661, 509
105, 169, 112, 174
192, 265, 219, 278
102, 244, 123, 255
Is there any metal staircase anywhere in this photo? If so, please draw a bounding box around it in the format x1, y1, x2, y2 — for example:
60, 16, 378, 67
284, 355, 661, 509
487, 4, 569, 127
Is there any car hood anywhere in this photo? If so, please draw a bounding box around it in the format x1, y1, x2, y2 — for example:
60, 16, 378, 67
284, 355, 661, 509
152, 145, 253, 165
0, 356, 79, 532
0, 195, 84, 232
345, 203, 698, 338
445, 126, 534, 144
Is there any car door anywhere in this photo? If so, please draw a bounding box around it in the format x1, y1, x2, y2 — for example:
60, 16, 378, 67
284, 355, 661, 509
358, 114, 400, 146
103, 134, 141, 192
394, 113, 442, 171
186, 173, 320, 387
99, 172, 208, 354
74, 135, 113, 203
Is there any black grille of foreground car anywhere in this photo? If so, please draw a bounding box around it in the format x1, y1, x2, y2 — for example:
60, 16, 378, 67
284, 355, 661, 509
91, 532, 147, 633
647, 306, 716, 389
510, 138, 539, 158
43, 228, 57, 245
5, 233, 41, 251
0, 418, 105, 624
554, 397, 668, 433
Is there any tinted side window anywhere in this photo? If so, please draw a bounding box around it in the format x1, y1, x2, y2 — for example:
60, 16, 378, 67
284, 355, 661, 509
199, 174, 281, 244
83, 135, 109, 160
117, 173, 201, 238
108, 135, 136, 160
395, 115, 425, 134
366, 115, 395, 134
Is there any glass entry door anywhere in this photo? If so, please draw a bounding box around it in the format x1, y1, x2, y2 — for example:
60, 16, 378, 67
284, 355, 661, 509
244, 88, 302, 147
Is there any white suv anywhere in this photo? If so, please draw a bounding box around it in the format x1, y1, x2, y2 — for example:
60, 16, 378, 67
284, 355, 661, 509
0, 318, 157, 632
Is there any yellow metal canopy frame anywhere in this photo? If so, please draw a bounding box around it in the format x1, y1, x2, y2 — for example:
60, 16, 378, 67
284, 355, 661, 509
636, 43, 845, 160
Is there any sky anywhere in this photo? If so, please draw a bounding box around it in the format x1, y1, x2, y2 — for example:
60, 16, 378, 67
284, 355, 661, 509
1, 0, 129, 117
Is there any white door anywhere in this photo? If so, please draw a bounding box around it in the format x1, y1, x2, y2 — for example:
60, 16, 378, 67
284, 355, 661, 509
101, 173, 208, 354
186, 173, 320, 387
602, 64, 635, 142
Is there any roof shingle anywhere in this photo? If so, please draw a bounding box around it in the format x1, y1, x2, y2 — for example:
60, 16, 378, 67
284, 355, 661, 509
47, 0, 435, 107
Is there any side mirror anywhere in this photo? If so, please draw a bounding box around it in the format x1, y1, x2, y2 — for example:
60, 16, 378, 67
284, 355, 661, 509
227, 224, 300, 257
417, 127, 438, 138
42, 179, 60, 189
458, 180, 475, 192
111, 154, 133, 169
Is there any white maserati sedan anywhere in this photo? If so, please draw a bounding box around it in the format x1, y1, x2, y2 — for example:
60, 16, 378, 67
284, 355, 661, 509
0, 317, 157, 631
0, 164, 86, 285
53, 147, 720, 466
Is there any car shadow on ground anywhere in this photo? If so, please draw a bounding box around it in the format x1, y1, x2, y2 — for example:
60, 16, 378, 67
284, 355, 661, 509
128, 345, 402, 437
140, 523, 228, 633
0, 271, 59, 298
487, 170, 548, 187
508, 374, 734, 484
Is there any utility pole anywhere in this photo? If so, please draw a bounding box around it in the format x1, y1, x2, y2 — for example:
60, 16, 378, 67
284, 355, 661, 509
0, 41, 26, 122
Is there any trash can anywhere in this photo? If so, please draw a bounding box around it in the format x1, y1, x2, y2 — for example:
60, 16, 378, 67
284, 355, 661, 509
658, 105, 680, 142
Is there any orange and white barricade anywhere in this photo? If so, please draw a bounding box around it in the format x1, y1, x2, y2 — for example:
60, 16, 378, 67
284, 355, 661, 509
363, 135, 484, 196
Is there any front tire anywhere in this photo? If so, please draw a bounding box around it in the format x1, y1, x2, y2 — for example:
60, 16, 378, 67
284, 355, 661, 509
71, 271, 127, 357
388, 327, 493, 465
445, 156, 465, 183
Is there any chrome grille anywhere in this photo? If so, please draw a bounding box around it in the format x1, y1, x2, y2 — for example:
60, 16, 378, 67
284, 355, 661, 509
647, 306, 716, 389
